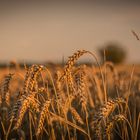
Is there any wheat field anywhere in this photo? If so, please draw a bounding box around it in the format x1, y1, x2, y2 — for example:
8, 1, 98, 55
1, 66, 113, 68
0, 50, 140, 140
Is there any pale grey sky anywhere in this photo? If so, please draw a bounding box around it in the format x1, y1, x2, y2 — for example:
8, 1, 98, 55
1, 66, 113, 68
0, 1, 140, 63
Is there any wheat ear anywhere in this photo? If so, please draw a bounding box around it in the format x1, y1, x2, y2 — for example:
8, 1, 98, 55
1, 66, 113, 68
2, 73, 14, 106
75, 67, 87, 112
14, 93, 36, 129
70, 107, 84, 125
94, 98, 125, 123
104, 114, 126, 140
36, 100, 50, 136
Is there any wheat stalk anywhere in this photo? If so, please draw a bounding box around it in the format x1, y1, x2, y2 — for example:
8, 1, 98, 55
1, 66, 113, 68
0, 94, 2, 106
103, 61, 119, 88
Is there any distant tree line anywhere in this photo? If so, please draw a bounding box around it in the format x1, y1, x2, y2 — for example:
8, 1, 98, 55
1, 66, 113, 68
99, 42, 126, 64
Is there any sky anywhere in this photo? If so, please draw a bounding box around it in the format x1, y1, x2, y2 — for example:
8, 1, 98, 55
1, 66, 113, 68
0, 1, 140, 63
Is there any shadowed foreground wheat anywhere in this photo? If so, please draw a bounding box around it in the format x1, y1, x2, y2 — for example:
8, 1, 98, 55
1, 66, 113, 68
0, 50, 140, 140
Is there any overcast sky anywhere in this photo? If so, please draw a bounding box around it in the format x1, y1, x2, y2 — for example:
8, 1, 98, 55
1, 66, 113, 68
0, 1, 140, 63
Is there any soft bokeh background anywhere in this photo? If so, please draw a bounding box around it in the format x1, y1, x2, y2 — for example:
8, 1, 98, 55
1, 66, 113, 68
0, 0, 140, 63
